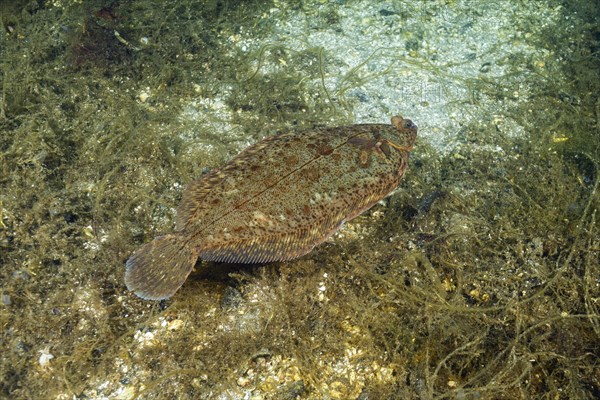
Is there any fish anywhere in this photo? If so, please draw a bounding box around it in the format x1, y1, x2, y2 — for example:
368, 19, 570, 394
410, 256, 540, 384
125, 116, 418, 300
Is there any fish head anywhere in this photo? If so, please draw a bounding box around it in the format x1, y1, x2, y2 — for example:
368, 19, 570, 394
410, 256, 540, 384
389, 116, 418, 152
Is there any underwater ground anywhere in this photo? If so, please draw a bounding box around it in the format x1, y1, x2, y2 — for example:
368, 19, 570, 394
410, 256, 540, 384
1, 0, 599, 399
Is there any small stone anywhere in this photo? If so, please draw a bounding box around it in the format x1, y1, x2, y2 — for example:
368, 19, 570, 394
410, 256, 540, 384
237, 376, 251, 387
138, 92, 149, 102
38, 347, 54, 370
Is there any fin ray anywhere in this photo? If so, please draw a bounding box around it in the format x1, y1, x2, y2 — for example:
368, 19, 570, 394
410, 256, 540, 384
125, 234, 197, 300
199, 220, 345, 264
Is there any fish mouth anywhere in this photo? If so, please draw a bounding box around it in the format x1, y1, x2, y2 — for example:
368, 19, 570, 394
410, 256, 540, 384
385, 140, 414, 153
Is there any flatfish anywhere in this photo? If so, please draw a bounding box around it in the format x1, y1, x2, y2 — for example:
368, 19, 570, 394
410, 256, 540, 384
125, 116, 418, 300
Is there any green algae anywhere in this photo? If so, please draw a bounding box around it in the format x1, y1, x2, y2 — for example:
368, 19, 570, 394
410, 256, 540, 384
1, 0, 599, 399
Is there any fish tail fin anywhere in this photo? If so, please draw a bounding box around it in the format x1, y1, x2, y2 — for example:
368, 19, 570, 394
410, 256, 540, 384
125, 234, 197, 300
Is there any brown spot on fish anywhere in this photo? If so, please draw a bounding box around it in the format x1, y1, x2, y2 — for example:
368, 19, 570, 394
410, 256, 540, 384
316, 144, 334, 156
284, 154, 300, 166
301, 166, 320, 181
359, 150, 370, 168
302, 204, 311, 216
125, 116, 417, 300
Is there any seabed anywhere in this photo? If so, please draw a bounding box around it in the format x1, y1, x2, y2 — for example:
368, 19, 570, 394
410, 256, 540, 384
1, 1, 598, 399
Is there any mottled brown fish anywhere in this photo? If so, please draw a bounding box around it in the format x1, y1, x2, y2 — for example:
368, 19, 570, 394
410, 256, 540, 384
126, 116, 417, 300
